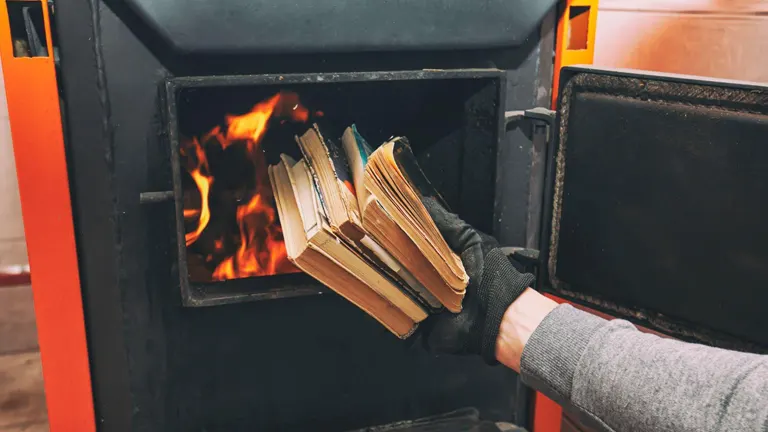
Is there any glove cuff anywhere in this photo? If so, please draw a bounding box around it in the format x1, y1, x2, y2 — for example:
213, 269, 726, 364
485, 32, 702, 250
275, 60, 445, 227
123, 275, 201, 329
479, 249, 536, 364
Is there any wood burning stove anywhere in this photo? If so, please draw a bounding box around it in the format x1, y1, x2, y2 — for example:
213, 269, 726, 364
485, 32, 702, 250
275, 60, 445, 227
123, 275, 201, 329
10, 0, 768, 430
49, 0, 558, 430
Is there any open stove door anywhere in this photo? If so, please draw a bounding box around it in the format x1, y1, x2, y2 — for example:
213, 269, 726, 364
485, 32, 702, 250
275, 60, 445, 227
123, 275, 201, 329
539, 67, 768, 351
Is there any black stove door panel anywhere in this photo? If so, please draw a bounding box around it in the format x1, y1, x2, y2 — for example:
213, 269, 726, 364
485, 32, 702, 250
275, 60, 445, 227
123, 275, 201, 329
542, 67, 768, 350
123, 0, 557, 54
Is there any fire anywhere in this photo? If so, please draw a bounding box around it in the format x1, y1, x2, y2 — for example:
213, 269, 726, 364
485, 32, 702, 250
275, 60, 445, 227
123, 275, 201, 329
181, 91, 308, 281
225, 92, 308, 151
181, 137, 213, 247
211, 193, 292, 280
225, 94, 280, 151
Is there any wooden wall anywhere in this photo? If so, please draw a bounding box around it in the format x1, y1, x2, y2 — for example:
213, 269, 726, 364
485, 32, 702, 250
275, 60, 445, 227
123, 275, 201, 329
0, 67, 28, 269
594, 0, 768, 82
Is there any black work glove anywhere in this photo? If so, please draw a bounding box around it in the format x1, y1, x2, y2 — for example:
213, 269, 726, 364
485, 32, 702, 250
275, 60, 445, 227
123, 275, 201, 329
421, 197, 536, 364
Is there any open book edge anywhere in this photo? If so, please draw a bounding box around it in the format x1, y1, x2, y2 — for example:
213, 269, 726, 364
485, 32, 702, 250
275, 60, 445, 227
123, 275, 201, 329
361, 199, 460, 311
367, 139, 468, 290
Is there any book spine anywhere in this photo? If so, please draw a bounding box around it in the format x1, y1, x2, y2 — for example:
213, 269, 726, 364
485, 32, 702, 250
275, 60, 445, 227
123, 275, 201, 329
296, 133, 331, 219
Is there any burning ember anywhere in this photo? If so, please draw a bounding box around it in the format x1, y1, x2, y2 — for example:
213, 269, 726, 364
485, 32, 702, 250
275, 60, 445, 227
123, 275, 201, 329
181, 91, 309, 282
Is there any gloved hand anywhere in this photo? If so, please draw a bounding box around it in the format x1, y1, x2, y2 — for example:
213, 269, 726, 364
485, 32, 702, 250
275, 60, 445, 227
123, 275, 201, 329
421, 197, 536, 364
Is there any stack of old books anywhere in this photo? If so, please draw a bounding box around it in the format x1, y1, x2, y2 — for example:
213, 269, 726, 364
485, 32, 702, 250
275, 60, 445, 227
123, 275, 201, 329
269, 124, 468, 337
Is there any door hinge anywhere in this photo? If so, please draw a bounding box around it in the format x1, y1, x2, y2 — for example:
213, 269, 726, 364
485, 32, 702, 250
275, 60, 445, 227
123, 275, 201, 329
504, 107, 556, 255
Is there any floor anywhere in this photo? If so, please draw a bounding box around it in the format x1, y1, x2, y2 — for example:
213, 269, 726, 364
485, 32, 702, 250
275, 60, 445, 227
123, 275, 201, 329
0, 283, 48, 432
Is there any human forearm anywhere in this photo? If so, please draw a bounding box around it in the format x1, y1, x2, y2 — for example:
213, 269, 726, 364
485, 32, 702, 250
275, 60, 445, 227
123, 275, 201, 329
506, 299, 768, 432
495, 288, 557, 372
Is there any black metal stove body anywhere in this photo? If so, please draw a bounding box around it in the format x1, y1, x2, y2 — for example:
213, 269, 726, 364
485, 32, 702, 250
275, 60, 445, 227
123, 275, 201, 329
53, 0, 557, 430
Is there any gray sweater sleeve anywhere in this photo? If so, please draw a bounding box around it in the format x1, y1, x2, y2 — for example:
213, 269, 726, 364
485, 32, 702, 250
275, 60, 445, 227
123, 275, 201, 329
520, 304, 768, 432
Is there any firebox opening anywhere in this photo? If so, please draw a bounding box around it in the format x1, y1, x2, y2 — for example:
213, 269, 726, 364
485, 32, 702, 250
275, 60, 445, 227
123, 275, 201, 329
170, 71, 502, 304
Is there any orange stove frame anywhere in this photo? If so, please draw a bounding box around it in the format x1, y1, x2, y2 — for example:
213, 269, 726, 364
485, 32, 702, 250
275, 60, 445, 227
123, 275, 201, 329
0, 0, 595, 430
0, 0, 96, 431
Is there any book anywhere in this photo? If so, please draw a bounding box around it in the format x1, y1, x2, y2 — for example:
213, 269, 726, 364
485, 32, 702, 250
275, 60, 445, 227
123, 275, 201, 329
341, 126, 444, 311
269, 154, 425, 338
295, 125, 364, 244
282, 123, 468, 334
359, 135, 467, 313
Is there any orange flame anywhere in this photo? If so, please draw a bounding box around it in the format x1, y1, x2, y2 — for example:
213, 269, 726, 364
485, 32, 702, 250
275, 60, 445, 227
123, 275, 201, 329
202, 125, 228, 150
225, 94, 280, 151
182, 137, 213, 247
184, 209, 201, 218
182, 91, 307, 281
211, 193, 291, 279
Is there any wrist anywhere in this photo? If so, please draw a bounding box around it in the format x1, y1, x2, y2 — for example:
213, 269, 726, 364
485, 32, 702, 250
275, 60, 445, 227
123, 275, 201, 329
494, 288, 558, 372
